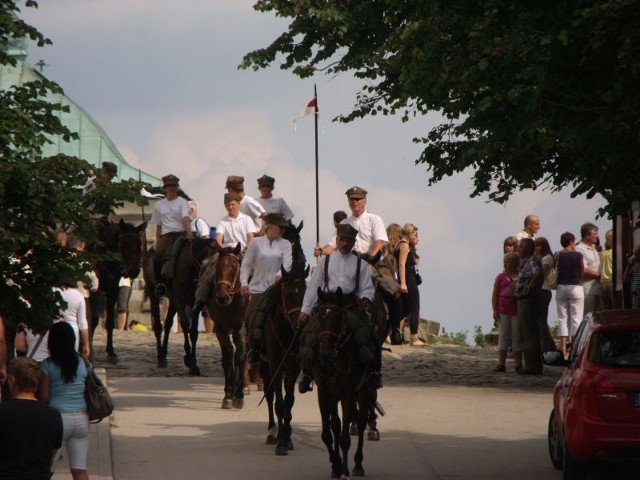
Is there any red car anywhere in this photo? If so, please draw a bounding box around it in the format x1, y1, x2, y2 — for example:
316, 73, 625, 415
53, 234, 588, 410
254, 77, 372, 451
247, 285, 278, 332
545, 310, 640, 479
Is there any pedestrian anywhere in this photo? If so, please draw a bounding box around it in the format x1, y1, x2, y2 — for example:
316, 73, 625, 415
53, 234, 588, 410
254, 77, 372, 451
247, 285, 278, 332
515, 215, 540, 241
534, 237, 558, 351
396, 223, 425, 347
0, 357, 63, 480
555, 232, 584, 357
575, 222, 601, 316
491, 252, 522, 372
39, 322, 90, 480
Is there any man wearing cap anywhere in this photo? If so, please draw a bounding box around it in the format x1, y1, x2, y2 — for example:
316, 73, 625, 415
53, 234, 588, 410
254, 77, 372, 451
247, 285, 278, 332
226, 175, 267, 230
315, 186, 388, 257
192, 192, 258, 317
255, 175, 294, 221
150, 174, 192, 296
240, 213, 293, 363
297, 224, 380, 393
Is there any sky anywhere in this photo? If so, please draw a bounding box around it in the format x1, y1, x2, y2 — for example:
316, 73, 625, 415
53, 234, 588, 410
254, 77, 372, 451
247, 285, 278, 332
20, 1, 608, 341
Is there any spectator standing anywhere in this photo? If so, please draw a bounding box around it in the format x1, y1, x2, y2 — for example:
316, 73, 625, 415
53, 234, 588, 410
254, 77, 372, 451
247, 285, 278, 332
534, 237, 558, 351
55, 285, 91, 357
503, 236, 519, 253
0, 357, 63, 479
116, 277, 132, 330
575, 222, 601, 315
599, 229, 614, 310
396, 223, 425, 347
39, 322, 90, 480
188, 201, 211, 239
491, 253, 522, 372
555, 232, 585, 357
514, 238, 543, 374
515, 215, 541, 242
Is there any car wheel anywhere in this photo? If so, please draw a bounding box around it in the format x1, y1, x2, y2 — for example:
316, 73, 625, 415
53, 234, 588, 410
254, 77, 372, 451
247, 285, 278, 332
547, 410, 563, 470
563, 440, 588, 480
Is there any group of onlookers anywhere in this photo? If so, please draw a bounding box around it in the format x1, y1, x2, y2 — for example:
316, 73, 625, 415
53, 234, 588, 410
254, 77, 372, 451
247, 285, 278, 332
492, 215, 620, 374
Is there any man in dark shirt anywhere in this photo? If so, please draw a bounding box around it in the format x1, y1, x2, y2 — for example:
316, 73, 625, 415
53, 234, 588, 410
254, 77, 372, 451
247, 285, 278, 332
0, 357, 63, 480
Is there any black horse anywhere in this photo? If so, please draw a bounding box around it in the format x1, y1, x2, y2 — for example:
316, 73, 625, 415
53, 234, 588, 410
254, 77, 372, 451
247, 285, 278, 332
207, 244, 246, 409
96, 219, 146, 362
313, 288, 375, 479
143, 237, 216, 374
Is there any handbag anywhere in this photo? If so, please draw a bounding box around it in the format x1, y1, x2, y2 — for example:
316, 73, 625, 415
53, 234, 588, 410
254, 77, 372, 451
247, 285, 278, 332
83, 357, 114, 423
547, 253, 559, 290
415, 268, 423, 286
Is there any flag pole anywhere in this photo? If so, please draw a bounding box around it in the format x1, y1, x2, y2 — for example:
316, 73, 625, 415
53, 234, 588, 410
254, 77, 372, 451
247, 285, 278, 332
313, 84, 320, 247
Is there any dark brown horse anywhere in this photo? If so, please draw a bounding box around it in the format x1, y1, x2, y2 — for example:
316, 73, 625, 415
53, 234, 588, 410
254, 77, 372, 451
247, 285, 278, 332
261, 264, 309, 455
313, 288, 375, 479
143, 237, 215, 374
96, 219, 146, 362
207, 244, 246, 409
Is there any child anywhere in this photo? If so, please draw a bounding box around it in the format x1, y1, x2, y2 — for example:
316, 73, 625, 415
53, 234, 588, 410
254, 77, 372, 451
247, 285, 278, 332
491, 252, 523, 372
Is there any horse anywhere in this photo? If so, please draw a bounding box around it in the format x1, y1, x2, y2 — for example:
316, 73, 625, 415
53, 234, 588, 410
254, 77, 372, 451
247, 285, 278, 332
207, 243, 246, 409
95, 219, 146, 362
261, 263, 309, 455
143, 237, 216, 374
313, 288, 376, 479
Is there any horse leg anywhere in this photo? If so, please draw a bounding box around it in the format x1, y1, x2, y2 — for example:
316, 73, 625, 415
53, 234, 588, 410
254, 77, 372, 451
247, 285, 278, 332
105, 288, 118, 363
279, 366, 298, 453
217, 332, 235, 410
160, 302, 175, 366
261, 362, 277, 445
318, 389, 342, 478
273, 370, 289, 456
231, 331, 246, 409
187, 306, 200, 376
150, 293, 168, 368
352, 395, 368, 477
367, 389, 380, 441
179, 308, 200, 376
339, 399, 354, 480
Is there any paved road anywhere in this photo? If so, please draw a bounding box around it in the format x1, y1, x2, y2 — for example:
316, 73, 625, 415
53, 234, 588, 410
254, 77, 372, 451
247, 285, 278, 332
109, 377, 565, 480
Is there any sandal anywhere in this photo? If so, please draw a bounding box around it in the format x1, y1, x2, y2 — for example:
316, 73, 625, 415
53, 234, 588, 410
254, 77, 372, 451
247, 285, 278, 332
410, 334, 426, 347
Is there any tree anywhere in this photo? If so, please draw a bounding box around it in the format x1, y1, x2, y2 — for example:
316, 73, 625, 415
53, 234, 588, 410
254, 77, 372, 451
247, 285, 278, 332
241, 0, 640, 216
0, 1, 147, 332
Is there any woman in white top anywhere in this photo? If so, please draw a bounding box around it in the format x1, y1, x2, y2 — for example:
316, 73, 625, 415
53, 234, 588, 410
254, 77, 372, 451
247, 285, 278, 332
54, 286, 91, 357
240, 213, 292, 362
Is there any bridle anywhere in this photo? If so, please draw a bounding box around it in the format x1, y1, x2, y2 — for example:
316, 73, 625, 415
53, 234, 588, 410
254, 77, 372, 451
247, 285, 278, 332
215, 252, 241, 302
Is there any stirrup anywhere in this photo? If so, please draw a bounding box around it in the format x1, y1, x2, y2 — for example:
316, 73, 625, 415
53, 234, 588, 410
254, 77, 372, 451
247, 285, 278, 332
155, 283, 167, 298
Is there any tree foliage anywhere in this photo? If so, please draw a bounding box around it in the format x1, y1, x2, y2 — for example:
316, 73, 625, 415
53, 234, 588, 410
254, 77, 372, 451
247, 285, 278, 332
1, 1, 147, 332
241, 0, 640, 215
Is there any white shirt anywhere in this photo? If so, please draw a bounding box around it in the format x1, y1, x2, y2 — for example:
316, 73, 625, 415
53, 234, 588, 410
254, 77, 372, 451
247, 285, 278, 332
575, 241, 601, 295
150, 197, 190, 235
24, 328, 50, 362
256, 196, 294, 220
329, 211, 388, 254
216, 212, 257, 249
191, 217, 210, 238
54, 287, 89, 351
301, 251, 374, 315
240, 195, 266, 229
516, 230, 535, 241
240, 236, 293, 294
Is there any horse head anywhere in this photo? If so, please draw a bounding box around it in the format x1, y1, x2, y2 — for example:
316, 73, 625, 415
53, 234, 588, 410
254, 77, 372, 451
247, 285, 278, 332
316, 287, 346, 371
214, 243, 242, 307
283, 220, 307, 277
117, 220, 146, 279
278, 265, 309, 324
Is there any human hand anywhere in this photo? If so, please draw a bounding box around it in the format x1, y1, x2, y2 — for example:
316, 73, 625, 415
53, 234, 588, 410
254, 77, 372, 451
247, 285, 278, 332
240, 286, 249, 297
297, 312, 309, 326
313, 246, 322, 258
82, 344, 91, 358
400, 282, 408, 293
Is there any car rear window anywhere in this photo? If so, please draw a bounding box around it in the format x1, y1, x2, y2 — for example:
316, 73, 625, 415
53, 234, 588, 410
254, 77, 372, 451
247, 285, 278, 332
589, 330, 640, 367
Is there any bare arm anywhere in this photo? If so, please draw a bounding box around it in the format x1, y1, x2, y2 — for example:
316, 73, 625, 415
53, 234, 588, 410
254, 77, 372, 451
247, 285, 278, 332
38, 372, 51, 404
397, 242, 409, 293
369, 239, 386, 257
491, 282, 500, 322
155, 224, 162, 243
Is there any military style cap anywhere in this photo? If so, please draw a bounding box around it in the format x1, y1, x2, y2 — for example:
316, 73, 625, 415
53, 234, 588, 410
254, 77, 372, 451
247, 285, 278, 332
224, 192, 241, 204
162, 174, 180, 186
336, 223, 358, 240
264, 213, 288, 228
225, 175, 245, 188
345, 186, 367, 199
102, 161, 117, 176
257, 175, 275, 187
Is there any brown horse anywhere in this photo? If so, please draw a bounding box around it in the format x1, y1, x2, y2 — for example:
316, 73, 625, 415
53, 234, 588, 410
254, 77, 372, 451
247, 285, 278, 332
261, 264, 309, 455
313, 288, 375, 479
207, 244, 246, 409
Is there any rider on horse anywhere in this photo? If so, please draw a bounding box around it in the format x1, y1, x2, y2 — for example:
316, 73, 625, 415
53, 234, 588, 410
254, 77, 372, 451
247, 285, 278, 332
298, 223, 382, 394
151, 174, 193, 297
192, 192, 257, 319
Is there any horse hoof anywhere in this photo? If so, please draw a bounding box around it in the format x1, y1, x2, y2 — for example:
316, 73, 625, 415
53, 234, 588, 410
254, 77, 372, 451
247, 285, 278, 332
331, 470, 340, 479
287, 439, 294, 450
232, 397, 244, 409
221, 398, 234, 409
183, 354, 195, 368
367, 429, 380, 441
353, 466, 365, 477
350, 424, 358, 436
340, 475, 350, 480
189, 365, 201, 376
265, 435, 277, 445
107, 354, 119, 365
157, 359, 168, 368
275, 445, 288, 456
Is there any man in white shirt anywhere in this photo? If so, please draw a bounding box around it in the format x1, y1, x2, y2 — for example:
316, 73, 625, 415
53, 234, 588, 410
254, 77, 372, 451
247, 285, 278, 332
575, 222, 601, 316
226, 175, 266, 231
193, 192, 257, 317
297, 224, 379, 393
255, 175, 294, 221
515, 214, 541, 242
151, 174, 192, 296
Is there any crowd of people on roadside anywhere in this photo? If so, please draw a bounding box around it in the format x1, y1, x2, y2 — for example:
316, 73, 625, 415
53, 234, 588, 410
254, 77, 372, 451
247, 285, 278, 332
490, 214, 635, 375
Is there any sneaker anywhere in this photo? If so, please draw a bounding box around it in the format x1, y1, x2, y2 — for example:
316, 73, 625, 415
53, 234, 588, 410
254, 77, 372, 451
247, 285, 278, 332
155, 283, 167, 298
298, 375, 313, 394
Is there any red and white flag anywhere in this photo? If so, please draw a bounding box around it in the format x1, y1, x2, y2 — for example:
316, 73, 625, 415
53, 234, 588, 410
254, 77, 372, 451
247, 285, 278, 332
294, 98, 318, 128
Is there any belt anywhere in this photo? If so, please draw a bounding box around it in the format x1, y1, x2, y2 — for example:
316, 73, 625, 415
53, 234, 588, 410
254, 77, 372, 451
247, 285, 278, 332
161, 232, 183, 238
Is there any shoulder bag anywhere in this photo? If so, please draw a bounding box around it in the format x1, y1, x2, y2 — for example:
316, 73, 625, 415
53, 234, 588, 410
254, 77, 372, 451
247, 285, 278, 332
547, 252, 559, 290
83, 357, 114, 423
